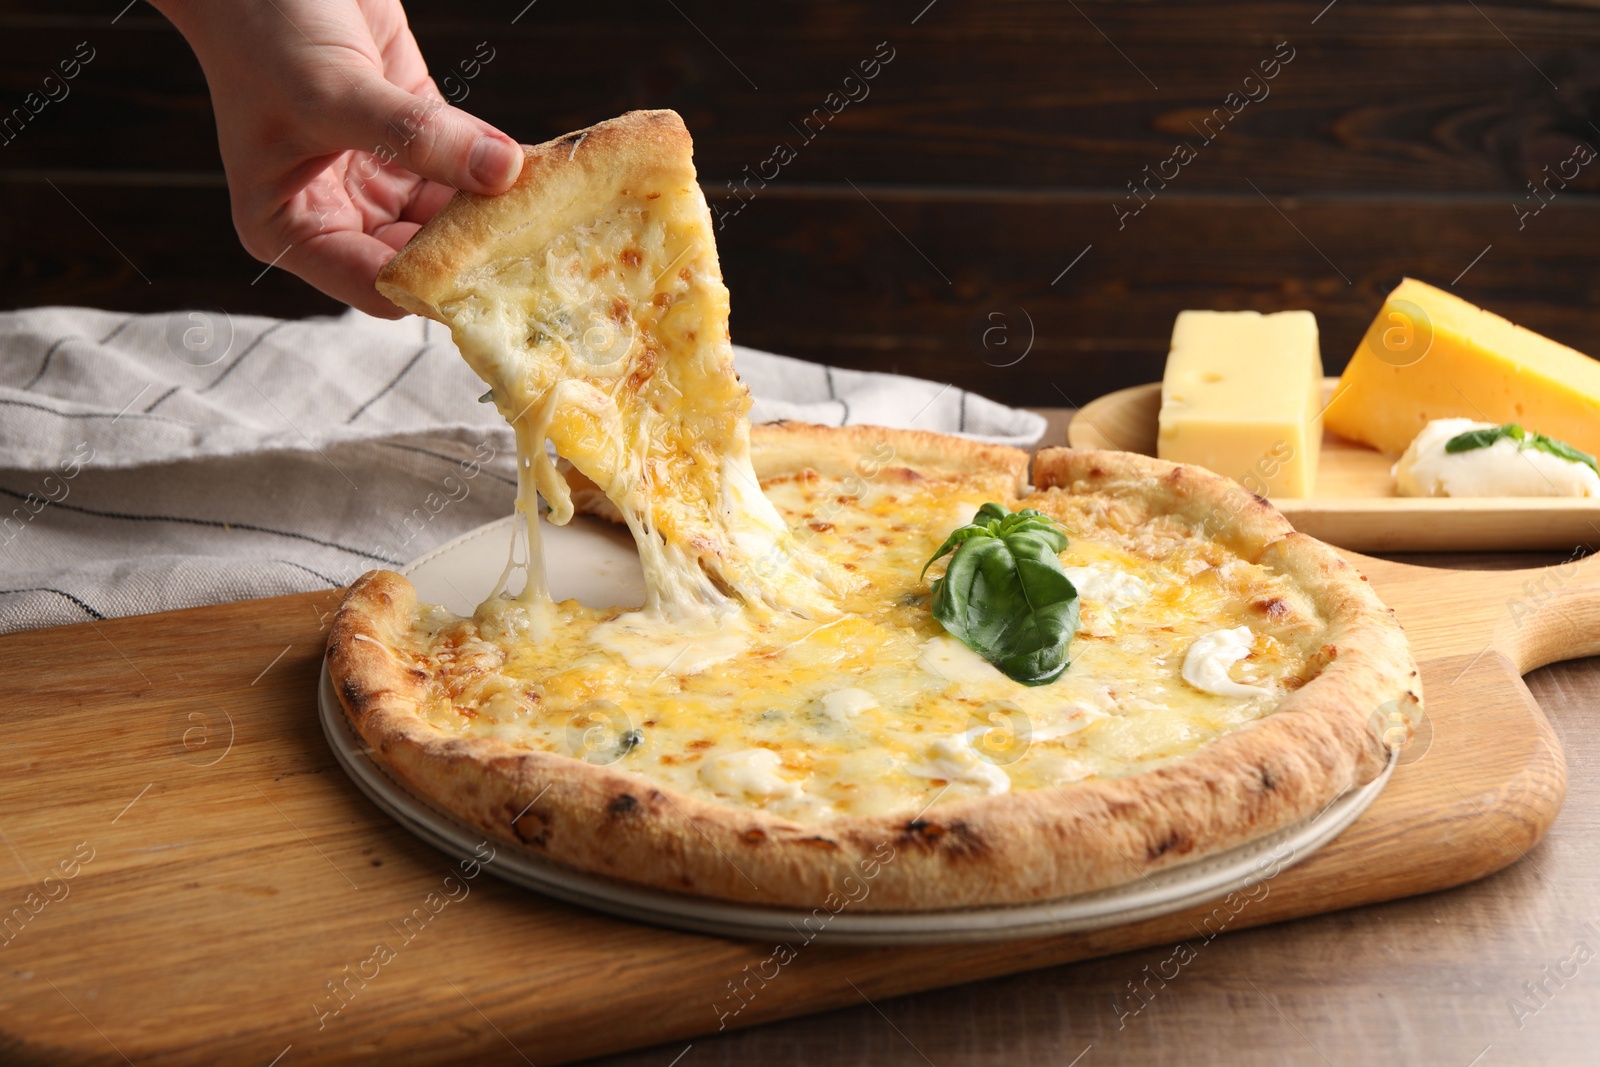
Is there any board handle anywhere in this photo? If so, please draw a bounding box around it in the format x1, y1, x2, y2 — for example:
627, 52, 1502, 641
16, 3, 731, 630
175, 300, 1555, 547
1491, 550, 1600, 673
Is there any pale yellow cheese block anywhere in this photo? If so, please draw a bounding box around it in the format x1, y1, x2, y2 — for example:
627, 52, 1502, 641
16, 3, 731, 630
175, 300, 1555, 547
1324, 277, 1600, 456
1156, 309, 1323, 498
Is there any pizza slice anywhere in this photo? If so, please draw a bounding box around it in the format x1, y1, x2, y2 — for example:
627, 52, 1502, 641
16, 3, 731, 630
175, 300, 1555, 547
376, 109, 848, 624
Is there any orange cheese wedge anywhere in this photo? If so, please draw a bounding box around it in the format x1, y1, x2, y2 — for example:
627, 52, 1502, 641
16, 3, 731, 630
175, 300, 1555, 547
1324, 278, 1600, 456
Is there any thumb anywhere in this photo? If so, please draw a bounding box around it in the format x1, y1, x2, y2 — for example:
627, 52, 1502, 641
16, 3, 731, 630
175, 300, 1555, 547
340, 77, 523, 195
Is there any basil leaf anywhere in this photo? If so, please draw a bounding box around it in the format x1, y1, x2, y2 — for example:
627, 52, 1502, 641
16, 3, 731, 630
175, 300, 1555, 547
918, 502, 1033, 579
1444, 424, 1519, 454
923, 503, 1079, 686
1443, 422, 1598, 474
995, 510, 1069, 550
920, 523, 993, 580
1525, 432, 1600, 475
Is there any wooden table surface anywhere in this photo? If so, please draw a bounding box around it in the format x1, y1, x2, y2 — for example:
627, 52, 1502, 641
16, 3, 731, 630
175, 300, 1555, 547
583, 408, 1600, 1067
5, 407, 1594, 1066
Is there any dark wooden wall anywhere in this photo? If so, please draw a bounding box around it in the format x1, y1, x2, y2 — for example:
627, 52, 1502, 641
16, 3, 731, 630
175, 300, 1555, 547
4, 1, 1600, 405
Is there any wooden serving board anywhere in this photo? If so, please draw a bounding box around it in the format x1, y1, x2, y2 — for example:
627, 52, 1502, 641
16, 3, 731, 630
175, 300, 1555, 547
1070, 380, 1600, 552
1, 550, 1595, 1066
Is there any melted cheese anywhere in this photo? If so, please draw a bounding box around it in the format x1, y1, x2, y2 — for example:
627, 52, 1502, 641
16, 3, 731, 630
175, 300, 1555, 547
907, 734, 1012, 796
701, 749, 804, 801
588, 611, 749, 674
436, 166, 848, 624
402, 472, 1324, 821
819, 687, 878, 722
918, 635, 1009, 684
1060, 564, 1150, 637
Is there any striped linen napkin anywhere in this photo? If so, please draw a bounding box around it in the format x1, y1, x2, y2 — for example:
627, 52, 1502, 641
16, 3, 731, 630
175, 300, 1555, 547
0, 306, 1044, 632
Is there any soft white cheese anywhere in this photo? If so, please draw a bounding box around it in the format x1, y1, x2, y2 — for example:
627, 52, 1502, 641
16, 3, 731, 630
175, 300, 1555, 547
1393, 418, 1600, 498
1061, 564, 1150, 637
1025, 693, 1113, 741
917, 635, 1009, 685
1182, 626, 1270, 698
906, 733, 1012, 796
699, 748, 804, 800
1061, 565, 1150, 613
590, 611, 749, 675
818, 687, 878, 722
1028, 753, 1094, 785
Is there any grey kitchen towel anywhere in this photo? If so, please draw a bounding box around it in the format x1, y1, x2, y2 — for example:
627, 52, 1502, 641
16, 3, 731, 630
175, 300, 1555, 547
0, 306, 1045, 633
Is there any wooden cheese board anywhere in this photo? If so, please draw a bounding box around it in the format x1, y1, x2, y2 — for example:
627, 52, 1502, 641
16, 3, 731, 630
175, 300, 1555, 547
1070, 379, 1600, 552
0, 546, 1592, 1065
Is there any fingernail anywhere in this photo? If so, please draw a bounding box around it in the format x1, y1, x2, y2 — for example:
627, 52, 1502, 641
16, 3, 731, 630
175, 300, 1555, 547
469, 137, 521, 189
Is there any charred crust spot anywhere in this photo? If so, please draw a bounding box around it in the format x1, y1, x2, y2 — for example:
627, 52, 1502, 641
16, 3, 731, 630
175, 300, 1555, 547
1252, 597, 1291, 622
607, 793, 639, 818
941, 820, 988, 860
1250, 492, 1271, 507
742, 828, 767, 845
1146, 830, 1187, 861
1088, 466, 1105, 477
408, 667, 428, 682
339, 678, 363, 708
899, 819, 987, 859
807, 520, 834, 533
1257, 765, 1278, 791
795, 835, 840, 850
646, 191, 661, 200
512, 809, 549, 848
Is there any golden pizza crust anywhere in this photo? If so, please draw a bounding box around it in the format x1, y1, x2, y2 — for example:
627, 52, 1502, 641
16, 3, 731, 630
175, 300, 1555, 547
375, 109, 693, 321
328, 429, 1420, 911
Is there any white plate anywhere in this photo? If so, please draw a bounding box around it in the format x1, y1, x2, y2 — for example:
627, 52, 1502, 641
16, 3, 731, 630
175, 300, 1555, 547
317, 515, 1395, 944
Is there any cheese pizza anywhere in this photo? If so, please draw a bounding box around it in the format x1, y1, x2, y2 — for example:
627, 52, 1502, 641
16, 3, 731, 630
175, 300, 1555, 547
329, 110, 1419, 911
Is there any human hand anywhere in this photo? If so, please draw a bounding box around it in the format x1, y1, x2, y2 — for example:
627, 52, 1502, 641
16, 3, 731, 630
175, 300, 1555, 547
151, 0, 523, 317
